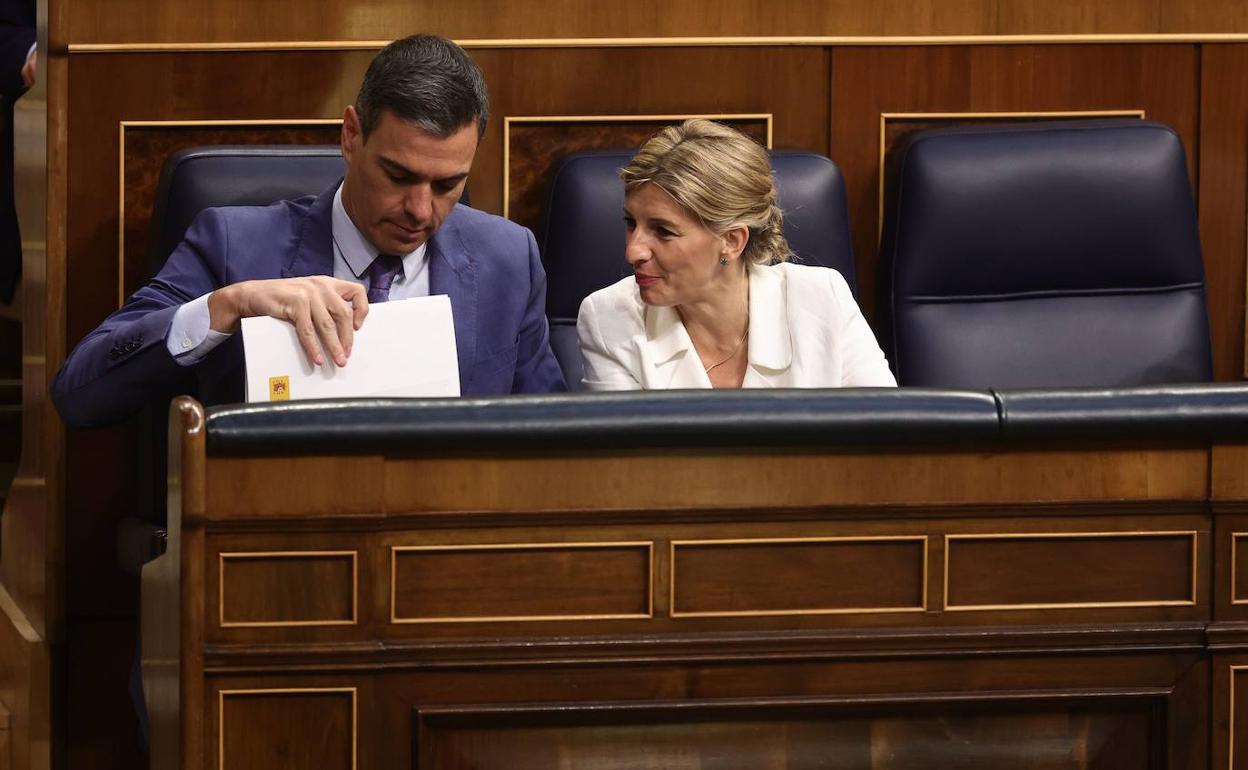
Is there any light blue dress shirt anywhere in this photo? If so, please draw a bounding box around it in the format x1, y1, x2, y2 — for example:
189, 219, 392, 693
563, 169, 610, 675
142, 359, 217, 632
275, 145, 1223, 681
166, 182, 430, 365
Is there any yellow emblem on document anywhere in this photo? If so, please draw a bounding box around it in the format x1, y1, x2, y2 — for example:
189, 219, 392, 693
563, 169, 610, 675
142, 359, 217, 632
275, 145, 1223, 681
268, 376, 291, 401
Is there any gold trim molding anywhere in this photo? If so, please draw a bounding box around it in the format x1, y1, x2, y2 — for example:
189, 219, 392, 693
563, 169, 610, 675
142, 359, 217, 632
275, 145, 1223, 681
389, 541, 655, 624
669, 535, 929, 619
218, 687, 357, 770
943, 530, 1199, 612
117, 118, 342, 308
1232, 532, 1248, 605
1232, 665, 1248, 770
876, 110, 1146, 243
69, 33, 1248, 54
502, 113, 773, 220
218, 550, 358, 628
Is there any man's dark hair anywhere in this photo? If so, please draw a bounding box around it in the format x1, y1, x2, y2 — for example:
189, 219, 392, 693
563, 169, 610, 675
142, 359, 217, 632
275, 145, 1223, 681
355, 34, 489, 140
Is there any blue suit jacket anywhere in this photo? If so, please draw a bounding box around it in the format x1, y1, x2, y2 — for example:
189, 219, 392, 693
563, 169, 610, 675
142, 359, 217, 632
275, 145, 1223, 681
52, 183, 566, 428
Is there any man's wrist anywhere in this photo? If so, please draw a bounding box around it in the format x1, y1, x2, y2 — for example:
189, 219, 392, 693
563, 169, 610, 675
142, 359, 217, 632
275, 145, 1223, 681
207, 283, 242, 333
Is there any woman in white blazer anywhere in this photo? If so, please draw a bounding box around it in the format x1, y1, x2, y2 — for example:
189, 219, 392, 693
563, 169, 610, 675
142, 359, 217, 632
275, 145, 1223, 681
577, 119, 896, 390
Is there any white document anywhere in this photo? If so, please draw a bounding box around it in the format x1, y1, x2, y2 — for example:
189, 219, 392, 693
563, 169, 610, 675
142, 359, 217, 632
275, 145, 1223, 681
242, 295, 460, 402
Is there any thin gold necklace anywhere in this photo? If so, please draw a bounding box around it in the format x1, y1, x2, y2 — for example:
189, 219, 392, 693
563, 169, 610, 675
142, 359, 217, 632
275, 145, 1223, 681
704, 314, 749, 373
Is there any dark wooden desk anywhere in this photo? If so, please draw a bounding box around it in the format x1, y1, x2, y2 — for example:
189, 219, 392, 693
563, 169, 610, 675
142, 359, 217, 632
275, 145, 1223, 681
143, 392, 1248, 769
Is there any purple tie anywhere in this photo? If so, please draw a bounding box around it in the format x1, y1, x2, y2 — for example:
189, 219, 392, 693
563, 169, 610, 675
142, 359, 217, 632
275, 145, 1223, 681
364, 254, 404, 303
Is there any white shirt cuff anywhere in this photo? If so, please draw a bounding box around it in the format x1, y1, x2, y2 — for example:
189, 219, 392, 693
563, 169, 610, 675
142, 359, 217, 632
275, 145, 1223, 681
167, 293, 230, 366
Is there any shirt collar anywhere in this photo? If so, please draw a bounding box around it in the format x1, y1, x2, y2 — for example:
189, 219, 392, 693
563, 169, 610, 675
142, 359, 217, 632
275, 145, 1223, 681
331, 182, 428, 281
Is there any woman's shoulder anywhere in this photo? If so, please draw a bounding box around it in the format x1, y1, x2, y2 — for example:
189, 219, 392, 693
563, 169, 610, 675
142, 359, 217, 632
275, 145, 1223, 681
769, 261, 855, 302
578, 275, 645, 332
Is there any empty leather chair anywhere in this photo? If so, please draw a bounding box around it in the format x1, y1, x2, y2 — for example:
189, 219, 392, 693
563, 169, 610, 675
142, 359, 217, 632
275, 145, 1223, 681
881, 119, 1212, 388
542, 148, 858, 389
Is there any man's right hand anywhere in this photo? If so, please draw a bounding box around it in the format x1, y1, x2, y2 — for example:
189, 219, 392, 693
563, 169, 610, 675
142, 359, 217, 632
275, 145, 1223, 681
207, 277, 369, 367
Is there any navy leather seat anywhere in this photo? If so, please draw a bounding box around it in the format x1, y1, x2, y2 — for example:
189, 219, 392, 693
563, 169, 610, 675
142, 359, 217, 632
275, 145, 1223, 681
881, 119, 1212, 388
146, 145, 347, 274
126, 145, 352, 570
542, 148, 858, 390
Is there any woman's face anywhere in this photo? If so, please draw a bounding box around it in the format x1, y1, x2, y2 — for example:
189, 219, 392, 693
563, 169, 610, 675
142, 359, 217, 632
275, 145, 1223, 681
624, 183, 726, 307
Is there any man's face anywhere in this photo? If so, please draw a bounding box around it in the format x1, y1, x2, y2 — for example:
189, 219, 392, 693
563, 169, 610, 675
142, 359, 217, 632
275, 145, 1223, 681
340, 106, 478, 255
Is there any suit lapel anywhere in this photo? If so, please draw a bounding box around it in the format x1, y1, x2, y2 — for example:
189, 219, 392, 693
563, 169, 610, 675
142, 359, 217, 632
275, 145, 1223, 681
282, 181, 339, 278
639, 304, 708, 389
428, 212, 477, 389
743, 264, 793, 388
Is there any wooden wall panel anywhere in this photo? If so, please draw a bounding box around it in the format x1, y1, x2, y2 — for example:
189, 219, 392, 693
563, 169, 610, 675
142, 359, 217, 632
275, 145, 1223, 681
472, 47, 829, 216
830, 44, 1200, 326
60, 0, 1248, 46
1198, 45, 1248, 380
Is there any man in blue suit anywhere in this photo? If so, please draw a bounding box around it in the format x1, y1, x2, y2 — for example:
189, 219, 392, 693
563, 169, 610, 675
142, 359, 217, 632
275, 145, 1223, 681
53, 34, 565, 428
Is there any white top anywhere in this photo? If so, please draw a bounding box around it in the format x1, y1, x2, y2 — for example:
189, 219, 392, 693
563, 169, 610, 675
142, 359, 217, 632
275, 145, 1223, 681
576, 262, 897, 390
165, 182, 429, 365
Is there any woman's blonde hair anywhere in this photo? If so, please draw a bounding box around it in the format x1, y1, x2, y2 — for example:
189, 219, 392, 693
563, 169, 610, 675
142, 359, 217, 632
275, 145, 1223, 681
620, 119, 791, 266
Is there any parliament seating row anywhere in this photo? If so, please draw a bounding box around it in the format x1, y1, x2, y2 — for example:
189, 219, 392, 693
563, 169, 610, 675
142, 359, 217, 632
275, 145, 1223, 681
147, 118, 1213, 396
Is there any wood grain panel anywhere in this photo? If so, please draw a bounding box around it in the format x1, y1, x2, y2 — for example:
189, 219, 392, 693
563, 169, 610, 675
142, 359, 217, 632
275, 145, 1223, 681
391, 543, 651, 623
60, 0, 1248, 45
204, 456, 385, 518
945, 532, 1197, 610
472, 46, 828, 215
65, 0, 1001, 46
1198, 45, 1248, 380
218, 688, 355, 770
670, 537, 926, 617
1232, 664, 1248, 770
218, 551, 356, 627
1214, 445, 1248, 502
375, 446, 1207, 514
414, 694, 1160, 770
831, 44, 1198, 327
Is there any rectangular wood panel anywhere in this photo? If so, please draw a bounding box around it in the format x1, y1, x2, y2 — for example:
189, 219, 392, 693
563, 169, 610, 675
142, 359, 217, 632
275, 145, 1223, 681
945, 532, 1197, 610
218, 551, 356, 627
670, 537, 926, 617
1198, 45, 1248, 379
1232, 665, 1248, 770
391, 542, 652, 623
414, 694, 1160, 770
218, 688, 355, 770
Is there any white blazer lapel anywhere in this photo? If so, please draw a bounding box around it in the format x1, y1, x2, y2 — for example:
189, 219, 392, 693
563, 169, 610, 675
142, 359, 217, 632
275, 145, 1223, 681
639, 304, 709, 389
743, 264, 794, 388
